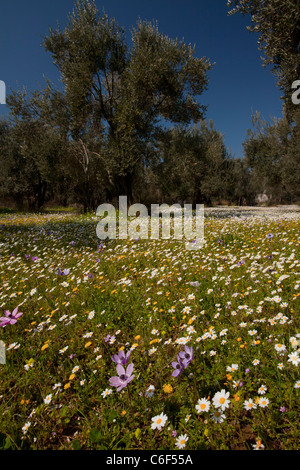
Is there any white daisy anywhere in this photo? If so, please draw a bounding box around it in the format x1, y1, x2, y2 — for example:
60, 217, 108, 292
212, 389, 230, 411
258, 397, 269, 408
145, 385, 155, 398
44, 394, 52, 405
274, 343, 286, 354
226, 363, 238, 372
211, 410, 226, 423
195, 398, 210, 413
151, 412, 168, 430
257, 385, 267, 395
175, 434, 189, 449
101, 388, 112, 398
22, 421, 31, 434
287, 352, 300, 366
243, 399, 257, 410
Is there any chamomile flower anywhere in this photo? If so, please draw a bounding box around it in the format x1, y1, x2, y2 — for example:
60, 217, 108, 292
211, 410, 226, 423
148, 347, 157, 355
219, 329, 228, 336
212, 389, 230, 411
44, 394, 52, 405
252, 439, 265, 450
289, 336, 299, 349
145, 385, 155, 398
195, 398, 210, 413
287, 352, 300, 366
226, 363, 239, 373
22, 421, 31, 434
151, 412, 168, 430
175, 434, 189, 449
274, 343, 286, 354
52, 383, 62, 390
248, 329, 257, 336
258, 397, 269, 408
83, 332, 93, 338
243, 399, 257, 410
176, 336, 190, 345
257, 385, 267, 395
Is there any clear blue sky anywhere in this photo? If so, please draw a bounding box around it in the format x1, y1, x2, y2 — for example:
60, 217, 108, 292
0, 0, 283, 159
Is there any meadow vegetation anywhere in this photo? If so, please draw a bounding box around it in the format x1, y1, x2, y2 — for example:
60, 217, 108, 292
0, 206, 299, 450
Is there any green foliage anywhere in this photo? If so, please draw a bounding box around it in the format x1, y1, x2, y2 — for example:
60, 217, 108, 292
0, 0, 299, 211
0, 209, 299, 450
243, 109, 300, 202
41, 0, 213, 204
227, 0, 300, 119
152, 121, 231, 205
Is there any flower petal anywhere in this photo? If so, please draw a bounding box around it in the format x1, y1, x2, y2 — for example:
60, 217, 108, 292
126, 363, 134, 377
116, 364, 125, 376
109, 376, 122, 387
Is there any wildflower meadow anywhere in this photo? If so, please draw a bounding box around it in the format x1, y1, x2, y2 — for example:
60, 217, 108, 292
0, 206, 299, 450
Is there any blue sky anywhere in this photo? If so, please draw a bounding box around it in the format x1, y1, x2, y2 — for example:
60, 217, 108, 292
0, 0, 283, 158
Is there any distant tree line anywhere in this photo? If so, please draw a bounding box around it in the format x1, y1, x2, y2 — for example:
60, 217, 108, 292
0, 0, 299, 211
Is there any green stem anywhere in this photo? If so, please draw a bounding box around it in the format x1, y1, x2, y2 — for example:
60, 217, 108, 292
127, 385, 131, 405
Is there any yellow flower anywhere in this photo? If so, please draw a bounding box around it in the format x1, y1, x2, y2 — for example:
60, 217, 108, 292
134, 335, 141, 341
69, 374, 76, 381
149, 338, 160, 345
85, 342, 92, 348
64, 382, 71, 390
121, 410, 127, 416
163, 384, 173, 394
41, 343, 49, 351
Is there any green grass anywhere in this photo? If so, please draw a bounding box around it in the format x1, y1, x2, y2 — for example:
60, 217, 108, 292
0, 209, 299, 450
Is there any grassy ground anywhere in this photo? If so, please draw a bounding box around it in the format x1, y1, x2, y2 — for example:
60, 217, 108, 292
0, 207, 299, 450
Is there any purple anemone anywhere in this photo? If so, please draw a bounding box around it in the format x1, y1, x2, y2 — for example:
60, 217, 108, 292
171, 355, 184, 377
178, 345, 194, 369
0, 307, 23, 327
109, 363, 135, 391
111, 349, 131, 365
